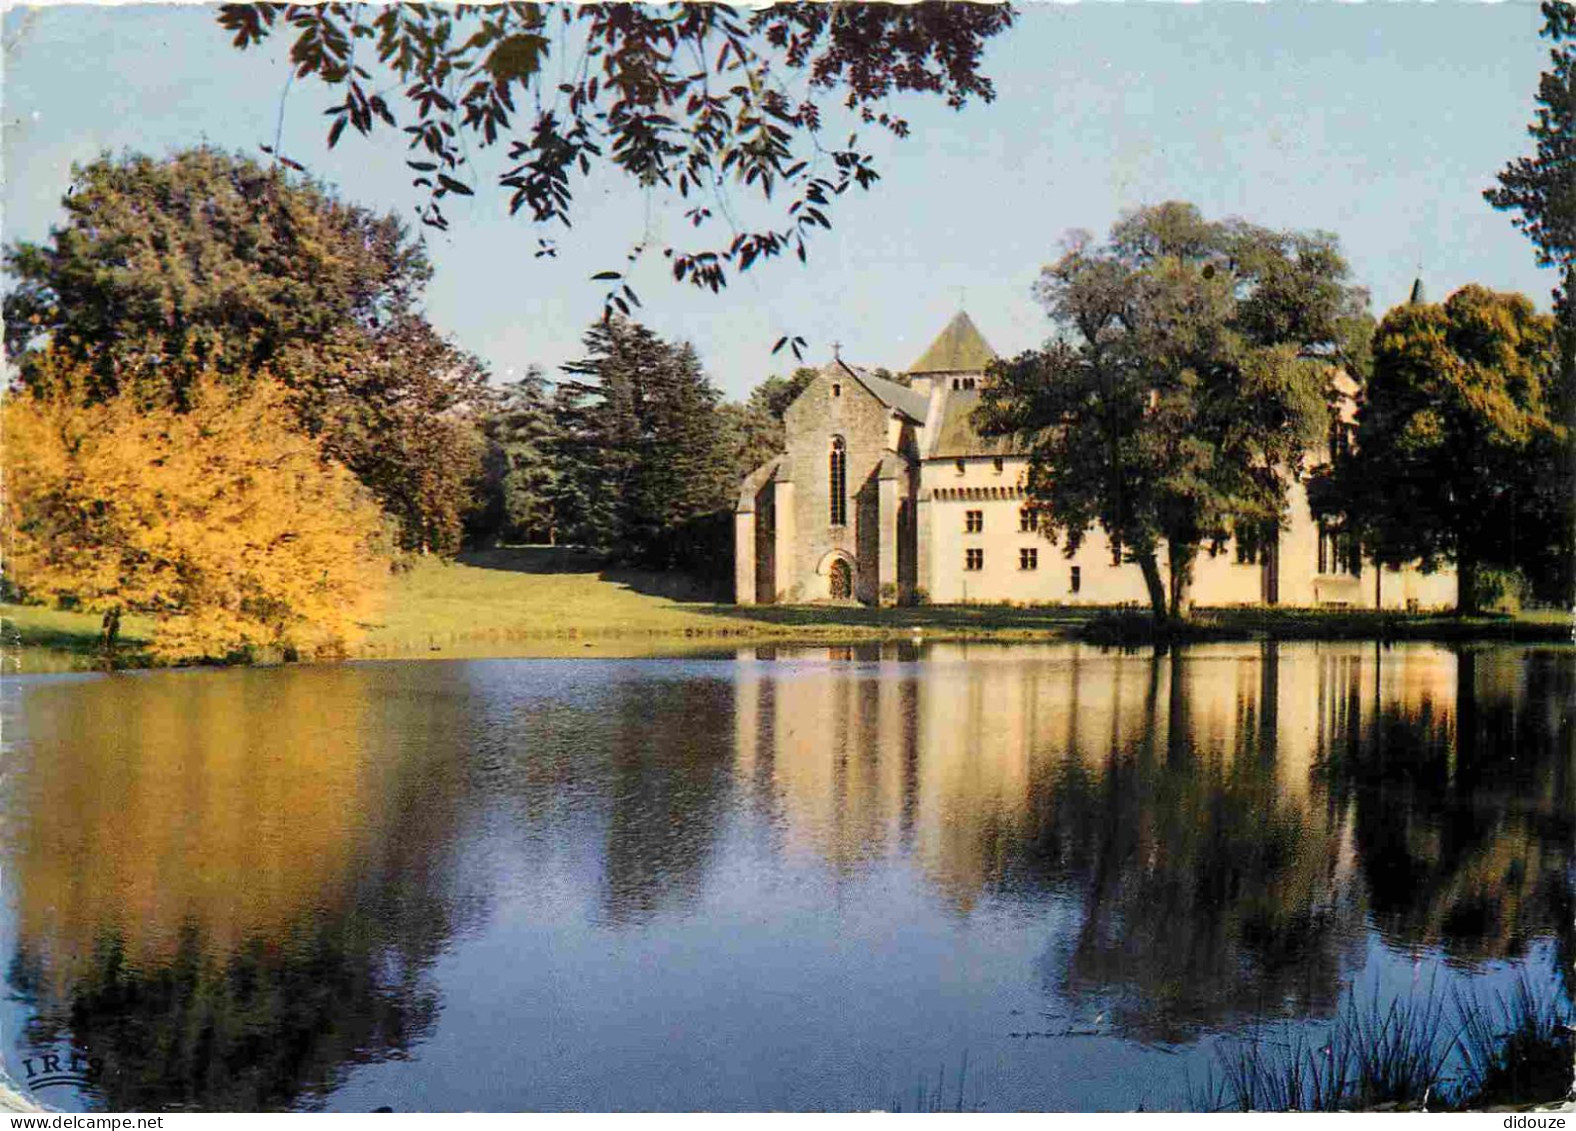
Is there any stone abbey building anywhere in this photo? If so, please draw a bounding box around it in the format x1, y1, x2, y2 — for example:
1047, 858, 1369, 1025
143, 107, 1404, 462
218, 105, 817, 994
733, 311, 1456, 610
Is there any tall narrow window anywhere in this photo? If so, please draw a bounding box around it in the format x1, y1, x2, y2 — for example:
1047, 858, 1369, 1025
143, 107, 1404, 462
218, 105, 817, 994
1317, 524, 1360, 577
829, 437, 847, 526
1071, 566, 1082, 593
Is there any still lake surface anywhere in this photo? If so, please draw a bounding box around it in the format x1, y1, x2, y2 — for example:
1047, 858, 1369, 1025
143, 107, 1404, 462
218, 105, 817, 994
1, 641, 1571, 1111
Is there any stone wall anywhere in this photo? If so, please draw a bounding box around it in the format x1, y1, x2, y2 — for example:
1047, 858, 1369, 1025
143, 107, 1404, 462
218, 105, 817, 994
780, 369, 903, 602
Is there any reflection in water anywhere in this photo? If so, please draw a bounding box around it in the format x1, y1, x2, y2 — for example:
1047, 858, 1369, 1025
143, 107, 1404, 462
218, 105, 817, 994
3, 667, 482, 1110
2, 644, 1571, 1111
734, 643, 1574, 1043
1327, 648, 1574, 971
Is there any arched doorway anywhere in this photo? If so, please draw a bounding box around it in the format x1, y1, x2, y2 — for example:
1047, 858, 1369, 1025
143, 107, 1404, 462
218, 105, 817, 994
829, 558, 853, 600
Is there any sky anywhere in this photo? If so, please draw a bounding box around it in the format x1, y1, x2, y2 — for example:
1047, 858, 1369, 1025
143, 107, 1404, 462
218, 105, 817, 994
1, 2, 1557, 400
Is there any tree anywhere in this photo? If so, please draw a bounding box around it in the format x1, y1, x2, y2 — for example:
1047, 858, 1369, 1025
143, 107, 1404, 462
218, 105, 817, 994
552, 318, 735, 568
978, 203, 1371, 623
5, 148, 494, 555
480, 366, 562, 544
2, 355, 389, 662
213, 3, 1015, 329
1488, 2, 1576, 320
278, 315, 494, 556
1486, 0, 1576, 605
1317, 287, 1561, 613
4, 148, 427, 395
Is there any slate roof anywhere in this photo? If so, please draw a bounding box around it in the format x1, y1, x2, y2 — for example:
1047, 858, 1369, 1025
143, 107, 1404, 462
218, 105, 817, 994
835, 358, 930, 423
927, 387, 1022, 459
907, 310, 998, 375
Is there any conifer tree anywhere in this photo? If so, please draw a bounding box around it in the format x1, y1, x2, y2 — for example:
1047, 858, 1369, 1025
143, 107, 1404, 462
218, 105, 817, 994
481, 366, 562, 544
553, 318, 734, 566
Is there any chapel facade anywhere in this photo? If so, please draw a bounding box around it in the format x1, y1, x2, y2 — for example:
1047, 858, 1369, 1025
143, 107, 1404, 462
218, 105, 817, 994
733, 311, 1456, 611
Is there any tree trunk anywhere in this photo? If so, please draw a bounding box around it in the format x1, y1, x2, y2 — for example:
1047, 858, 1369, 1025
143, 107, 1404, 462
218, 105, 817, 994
1456, 553, 1480, 616
1136, 553, 1169, 624
1167, 545, 1196, 622
99, 606, 122, 668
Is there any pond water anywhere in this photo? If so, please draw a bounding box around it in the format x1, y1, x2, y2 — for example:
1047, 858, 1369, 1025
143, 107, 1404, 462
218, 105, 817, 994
1, 642, 1571, 1111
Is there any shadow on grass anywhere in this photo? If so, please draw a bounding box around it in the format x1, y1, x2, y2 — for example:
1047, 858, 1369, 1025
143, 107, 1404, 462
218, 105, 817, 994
455, 546, 606, 575
458, 545, 732, 602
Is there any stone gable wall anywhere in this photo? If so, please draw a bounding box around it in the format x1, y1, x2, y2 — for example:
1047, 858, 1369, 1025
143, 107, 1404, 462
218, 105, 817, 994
781, 371, 900, 601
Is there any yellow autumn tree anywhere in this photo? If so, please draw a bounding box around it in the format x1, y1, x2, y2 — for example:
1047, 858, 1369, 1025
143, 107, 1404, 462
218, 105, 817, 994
3, 356, 390, 661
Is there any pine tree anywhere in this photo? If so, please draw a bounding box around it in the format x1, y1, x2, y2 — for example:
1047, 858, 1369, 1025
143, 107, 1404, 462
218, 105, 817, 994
481, 366, 561, 544
553, 318, 734, 567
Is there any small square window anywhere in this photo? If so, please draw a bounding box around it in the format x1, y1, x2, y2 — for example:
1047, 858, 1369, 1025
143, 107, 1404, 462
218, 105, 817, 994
1019, 547, 1038, 571
993, 457, 1004, 473
965, 510, 983, 533
1070, 566, 1081, 594
965, 548, 984, 571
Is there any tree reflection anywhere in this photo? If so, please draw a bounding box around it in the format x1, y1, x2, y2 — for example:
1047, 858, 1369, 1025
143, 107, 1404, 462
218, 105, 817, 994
1032, 644, 1574, 1041
1022, 647, 1362, 1042
600, 678, 736, 924
739, 643, 1574, 1044
3, 666, 481, 1111
1324, 647, 1575, 967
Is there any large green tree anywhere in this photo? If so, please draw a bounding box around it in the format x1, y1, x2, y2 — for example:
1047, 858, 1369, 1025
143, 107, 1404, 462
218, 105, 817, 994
1317, 287, 1561, 613
1486, 0, 1576, 605
978, 202, 1372, 623
552, 318, 735, 568
4, 148, 493, 555
213, 3, 1014, 333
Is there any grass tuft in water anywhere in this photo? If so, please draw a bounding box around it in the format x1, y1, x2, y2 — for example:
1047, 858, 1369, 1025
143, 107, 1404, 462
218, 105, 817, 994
1454, 974, 1575, 1109
1192, 973, 1573, 1112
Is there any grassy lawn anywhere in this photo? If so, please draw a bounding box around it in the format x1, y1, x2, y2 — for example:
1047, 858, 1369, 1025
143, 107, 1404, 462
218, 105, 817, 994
0, 602, 156, 672
3, 547, 1570, 670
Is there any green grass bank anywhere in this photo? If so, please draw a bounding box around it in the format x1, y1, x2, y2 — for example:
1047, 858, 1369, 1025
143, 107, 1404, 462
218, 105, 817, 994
4, 546, 1571, 671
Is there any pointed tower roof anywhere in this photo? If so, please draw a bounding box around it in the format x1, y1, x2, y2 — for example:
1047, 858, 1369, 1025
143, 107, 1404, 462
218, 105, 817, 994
907, 310, 998, 374
1409, 277, 1427, 305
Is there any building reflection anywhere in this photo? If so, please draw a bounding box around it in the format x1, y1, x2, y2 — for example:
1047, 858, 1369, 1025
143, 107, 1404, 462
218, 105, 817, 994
4, 666, 480, 1111
733, 642, 1575, 1040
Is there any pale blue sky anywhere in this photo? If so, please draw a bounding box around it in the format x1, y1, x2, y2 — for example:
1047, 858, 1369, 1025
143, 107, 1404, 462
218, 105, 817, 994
2, 3, 1555, 399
